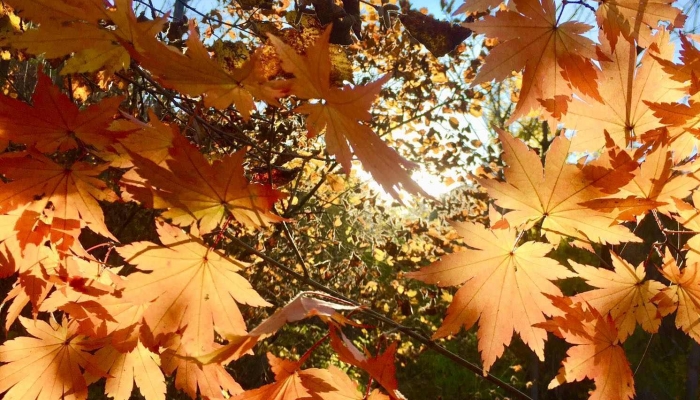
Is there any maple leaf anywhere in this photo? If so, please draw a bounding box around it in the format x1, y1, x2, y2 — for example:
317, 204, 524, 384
1, 243, 61, 329
329, 328, 403, 399
234, 353, 364, 400
126, 134, 284, 234
673, 190, 700, 265
127, 22, 289, 121
160, 334, 243, 400
653, 250, 700, 343
103, 110, 176, 169
479, 129, 640, 246
656, 34, 700, 86
464, 0, 601, 123
268, 27, 427, 200
539, 296, 635, 400
38, 257, 121, 337
2, 0, 166, 74
571, 252, 664, 341
0, 73, 124, 152
0, 316, 105, 400
0, 151, 119, 241
595, 0, 685, 51
197, 293, 358, 365
612, 143, 699, 215
579, 196, 665, 222
645, 94, 700, 161
406, 221, 575, 373
1, 204, 88, 256
85, 341, 166, 400
453, 0, 502, 14
563, 30, 684, 152
117, 221, 270, 353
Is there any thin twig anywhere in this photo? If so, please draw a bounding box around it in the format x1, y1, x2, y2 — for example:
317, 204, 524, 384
281, 221, 310, 277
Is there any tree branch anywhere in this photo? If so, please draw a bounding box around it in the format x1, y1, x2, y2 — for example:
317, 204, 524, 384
225, 231, 532, 400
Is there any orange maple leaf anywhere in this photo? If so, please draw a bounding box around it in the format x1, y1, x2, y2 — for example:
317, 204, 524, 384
539, 296, 635, 400
464, 0, 601, 123
653, 250, 700, 343
102, 110, 176, 169
479, 129, 640, 246
595, 0, 685, 51
0, 151, 119, 241
0, 316, 105, 400
128, 22, 289, 121
84, 341, 166, 400
126, 134, 284, 234
656, 34, 700, 87
160, 334, 243, 399
117, 221, 270, 353
645, 94, 700, 161
563, 30, 684, 152
406, 221, 575, 373
613, 143, 699, 215
329, 328, 403, 398
571, 252, 664, 341
0, 243, 58, 329
234, 353, 365, 400
268, 27, 426, 199
0, 73, 123, 152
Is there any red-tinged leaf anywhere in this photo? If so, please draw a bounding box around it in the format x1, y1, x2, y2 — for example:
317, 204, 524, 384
571, 252, 664, 341
127, 134, 285, 234
233, 353, 365, 400
615, 143, 699, 216
580, 196, 664, 222
539, 297, 635, 400
646, 96, 700, 161
0, 73, 123, 152
329, 328, 404, 399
